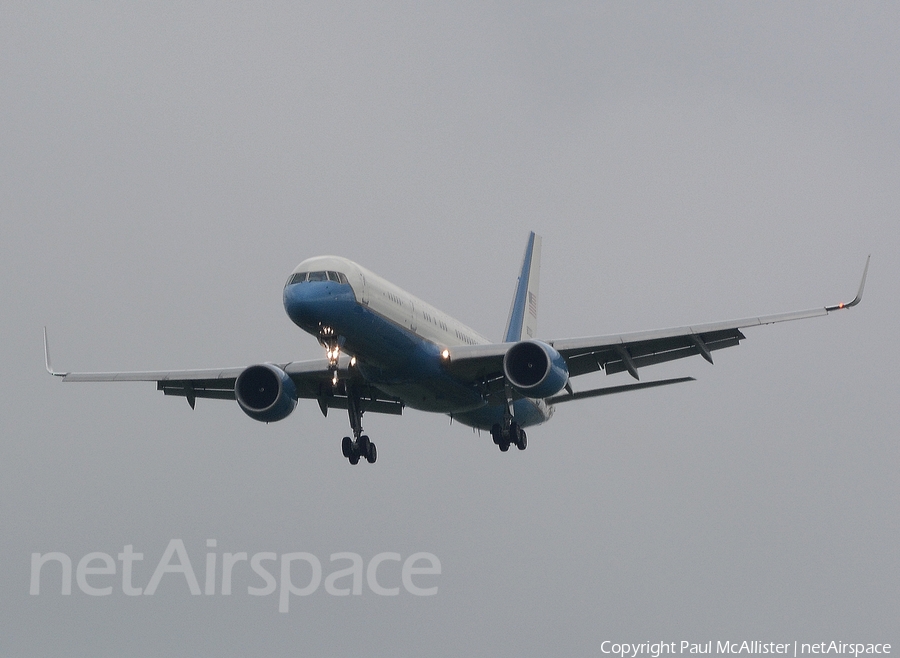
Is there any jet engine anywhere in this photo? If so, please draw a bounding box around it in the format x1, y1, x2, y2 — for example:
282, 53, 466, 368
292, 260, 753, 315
502, 340, 569, 399
235, 364, 298, 423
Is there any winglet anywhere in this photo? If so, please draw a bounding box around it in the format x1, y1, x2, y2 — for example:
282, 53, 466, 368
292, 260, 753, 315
43, 327, 66, 377
825, 255, 870, 312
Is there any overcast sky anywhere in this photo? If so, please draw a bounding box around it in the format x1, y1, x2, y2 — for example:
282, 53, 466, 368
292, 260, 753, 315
2, 3, 898, 655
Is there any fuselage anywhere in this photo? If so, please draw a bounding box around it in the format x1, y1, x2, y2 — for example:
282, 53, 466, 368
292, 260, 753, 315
282, 256, 552, 430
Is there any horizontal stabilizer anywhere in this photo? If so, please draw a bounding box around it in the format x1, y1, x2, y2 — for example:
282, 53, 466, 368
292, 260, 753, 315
546, 376, 695, 404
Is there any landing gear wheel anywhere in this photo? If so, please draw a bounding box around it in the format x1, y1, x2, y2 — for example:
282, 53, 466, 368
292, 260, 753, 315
491, 423, 502, 445
349, 453, 360, 465
499, 441, 510, 452
366, 442, 377, 464
358, 435, 370, 456
516, 430, 527, 451
341, 436, 352, 458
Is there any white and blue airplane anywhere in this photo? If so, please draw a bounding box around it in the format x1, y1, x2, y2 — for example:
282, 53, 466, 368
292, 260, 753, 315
45, 233, 868, 465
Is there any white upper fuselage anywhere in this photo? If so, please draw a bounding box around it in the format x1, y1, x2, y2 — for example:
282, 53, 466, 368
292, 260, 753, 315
298, 256, 491, 349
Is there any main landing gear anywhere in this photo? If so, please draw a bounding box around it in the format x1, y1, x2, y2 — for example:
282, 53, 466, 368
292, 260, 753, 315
491, 420, 527, 453
342, 435, 376, 465
341, 382, 377, 465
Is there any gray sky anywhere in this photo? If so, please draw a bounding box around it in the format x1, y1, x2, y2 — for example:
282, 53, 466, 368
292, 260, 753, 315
2, 3, 898, 655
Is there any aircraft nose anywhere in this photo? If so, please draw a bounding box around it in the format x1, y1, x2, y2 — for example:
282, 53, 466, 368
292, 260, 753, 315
283, 282, 325, 330
283, 281, 352, 330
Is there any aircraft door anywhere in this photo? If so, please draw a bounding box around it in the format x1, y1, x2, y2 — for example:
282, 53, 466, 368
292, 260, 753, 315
359, 272, 369, 306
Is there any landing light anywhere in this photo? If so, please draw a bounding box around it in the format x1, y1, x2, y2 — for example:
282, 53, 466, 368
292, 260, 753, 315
441, 349, 450, 360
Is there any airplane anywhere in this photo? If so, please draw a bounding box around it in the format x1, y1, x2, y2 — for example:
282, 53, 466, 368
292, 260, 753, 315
45, 233, 869, 465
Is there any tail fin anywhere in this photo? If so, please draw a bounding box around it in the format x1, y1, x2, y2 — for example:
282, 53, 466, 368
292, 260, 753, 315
503, 232, 542, 342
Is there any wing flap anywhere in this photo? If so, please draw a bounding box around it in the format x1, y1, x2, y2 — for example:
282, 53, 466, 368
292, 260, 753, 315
316, 394, 403, 416
566, 328, 745, 378
160, 381, 236, 402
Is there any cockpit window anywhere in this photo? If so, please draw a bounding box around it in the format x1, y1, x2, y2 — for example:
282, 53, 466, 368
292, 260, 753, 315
326, 271, 349, 284
285, 270, 349, 287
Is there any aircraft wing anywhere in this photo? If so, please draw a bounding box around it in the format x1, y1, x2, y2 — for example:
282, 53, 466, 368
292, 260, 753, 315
445, 256, 869, 391
44, 336, 404, 416
551, 307, 825, 379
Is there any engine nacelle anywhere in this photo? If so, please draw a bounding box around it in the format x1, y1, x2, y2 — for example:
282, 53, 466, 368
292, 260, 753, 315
235, 364, 298, 423
503, 340, 569, 399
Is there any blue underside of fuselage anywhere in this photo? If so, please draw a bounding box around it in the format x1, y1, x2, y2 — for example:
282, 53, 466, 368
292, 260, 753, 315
283, 281, 544, 430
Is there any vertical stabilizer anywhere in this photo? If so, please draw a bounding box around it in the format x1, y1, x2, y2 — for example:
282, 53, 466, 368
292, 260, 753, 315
504, 232, 542, 342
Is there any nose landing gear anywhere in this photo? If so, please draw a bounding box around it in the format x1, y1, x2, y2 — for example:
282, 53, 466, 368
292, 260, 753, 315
318, 326, 343, 386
